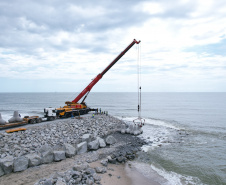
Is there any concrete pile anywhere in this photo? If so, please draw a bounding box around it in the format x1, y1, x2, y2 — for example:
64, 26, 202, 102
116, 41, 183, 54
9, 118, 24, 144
0, 115, 124, 177
8, 111, 23, 123
0, 113, 6, 125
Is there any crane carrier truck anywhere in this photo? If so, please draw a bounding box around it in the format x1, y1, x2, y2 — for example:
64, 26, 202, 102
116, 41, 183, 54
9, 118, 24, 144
0, 39, 141, 130
56, 39, 141, 118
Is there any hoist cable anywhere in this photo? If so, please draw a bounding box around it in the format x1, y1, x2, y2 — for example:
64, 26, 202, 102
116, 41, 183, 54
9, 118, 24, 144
137, 43, 142, 118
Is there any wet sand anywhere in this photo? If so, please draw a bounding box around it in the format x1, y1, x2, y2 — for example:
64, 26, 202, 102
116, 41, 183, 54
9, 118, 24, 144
90, 161, 161, 185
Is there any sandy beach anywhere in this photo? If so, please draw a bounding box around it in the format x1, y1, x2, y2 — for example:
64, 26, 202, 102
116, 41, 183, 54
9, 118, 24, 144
0, 156, 161, 185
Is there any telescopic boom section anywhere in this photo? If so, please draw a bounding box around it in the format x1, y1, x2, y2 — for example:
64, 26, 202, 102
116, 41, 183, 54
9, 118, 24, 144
71, 39, 141, 104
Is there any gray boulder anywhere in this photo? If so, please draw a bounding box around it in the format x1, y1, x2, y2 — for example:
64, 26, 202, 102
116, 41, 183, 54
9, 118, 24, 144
105, 135, 117, 145
0, 113, 6, 125
100, 159, 108, 167
42, 178, 53, 185
86, 168, 96, 175
77, 141, 87, 154
93, 173, 101, 181
88, 139, 99, 150
64, 143, 76, 158
8, 111, 23, 123
14, 156, 29, 172
53, 151, 66, 162
73, 162, 89, 171
97, 137, 106, 148
95, 166, 107, 174
0, 156, 14, 174
39, 145, 53, 164
26, 153, 41, 167
82, 134, 91, 143
86, 178, 94, 185
55, 178, 66, 185
0, 166, 4, 177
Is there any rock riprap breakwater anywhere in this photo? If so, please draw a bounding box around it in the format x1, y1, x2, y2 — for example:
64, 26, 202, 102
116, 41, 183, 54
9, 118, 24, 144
0, 115, 125, 176
35, 132, 146, 185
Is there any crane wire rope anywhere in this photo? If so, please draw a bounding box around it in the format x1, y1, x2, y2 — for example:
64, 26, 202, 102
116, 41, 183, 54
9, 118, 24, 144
137, 42, 141, 118
133, 43, 145, 127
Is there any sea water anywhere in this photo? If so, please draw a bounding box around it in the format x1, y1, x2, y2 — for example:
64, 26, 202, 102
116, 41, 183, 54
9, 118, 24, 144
0, 92, 225, 184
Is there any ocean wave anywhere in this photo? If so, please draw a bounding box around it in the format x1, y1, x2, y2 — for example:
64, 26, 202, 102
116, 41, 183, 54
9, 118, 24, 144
151, 163, 205, 185
118, 116, 183, 130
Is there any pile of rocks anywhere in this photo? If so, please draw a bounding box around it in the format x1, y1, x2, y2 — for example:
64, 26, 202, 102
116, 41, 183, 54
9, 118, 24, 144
0, 134, 118, 176
36, 161, 102, 185
35, 138, 143, 185
0, 115, 123, 177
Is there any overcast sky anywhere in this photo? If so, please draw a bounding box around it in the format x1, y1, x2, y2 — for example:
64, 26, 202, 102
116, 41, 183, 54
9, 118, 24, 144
0, 0, 226, 92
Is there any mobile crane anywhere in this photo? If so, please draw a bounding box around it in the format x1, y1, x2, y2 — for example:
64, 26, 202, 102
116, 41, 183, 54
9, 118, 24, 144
56, 39, 141, 118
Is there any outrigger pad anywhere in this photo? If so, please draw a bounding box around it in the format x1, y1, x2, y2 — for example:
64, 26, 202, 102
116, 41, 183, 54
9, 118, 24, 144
8, 111, 23, 123
0, 113, 6, 125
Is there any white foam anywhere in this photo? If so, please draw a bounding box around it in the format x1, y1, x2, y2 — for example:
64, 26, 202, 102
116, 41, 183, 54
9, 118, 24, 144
151, 164, 204, 185
145, 118, 180, 130
118, 116, 181, 130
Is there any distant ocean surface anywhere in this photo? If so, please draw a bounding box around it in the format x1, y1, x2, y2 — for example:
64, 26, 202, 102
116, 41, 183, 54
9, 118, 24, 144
0, 92, 226, 184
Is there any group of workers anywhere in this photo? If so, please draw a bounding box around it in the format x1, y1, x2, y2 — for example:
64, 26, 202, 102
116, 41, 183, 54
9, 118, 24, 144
92, 108, 108, 118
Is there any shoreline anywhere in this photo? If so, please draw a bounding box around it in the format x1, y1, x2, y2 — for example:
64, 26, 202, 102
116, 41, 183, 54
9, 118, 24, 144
0, 132, 160, 185
0, 114, 166, 185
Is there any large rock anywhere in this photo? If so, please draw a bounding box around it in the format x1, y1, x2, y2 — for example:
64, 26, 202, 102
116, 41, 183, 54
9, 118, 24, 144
0, 166, 4, 177
0, 156, 14, 174
26, 153, 41, 167
105, 135, 117, 145
8, 111, 23, 123
55, 178, 66, 185
53, 151, 66, 162
64, 143, 76, 158
97, 137, 106, 148
88, 139, 99, 150
77, 141, 87, 154
0, 113, 6, 125
14, 156, 29, 172
100, 159, 108, 167
95, 166, 107, 173
42, 178, 53, 185
73, 162, 89, 171
82, 134, 91, 143
93, 173, 101, 181
39, 145, 53, 164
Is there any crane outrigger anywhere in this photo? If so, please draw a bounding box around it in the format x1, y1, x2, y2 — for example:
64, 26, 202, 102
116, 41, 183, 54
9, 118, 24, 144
56, 39, 141, 118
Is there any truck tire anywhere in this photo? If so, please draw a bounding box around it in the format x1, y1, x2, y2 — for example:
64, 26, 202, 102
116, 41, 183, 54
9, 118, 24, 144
65, 113, 70, 118
29, 119, 36, 124
36, 118, 42, 123
49, 116, 54, 121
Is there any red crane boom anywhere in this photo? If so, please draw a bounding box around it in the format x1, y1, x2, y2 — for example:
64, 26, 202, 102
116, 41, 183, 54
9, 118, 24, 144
70, 39, 141, 104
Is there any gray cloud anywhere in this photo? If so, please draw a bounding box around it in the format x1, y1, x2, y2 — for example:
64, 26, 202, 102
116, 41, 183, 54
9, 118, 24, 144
0, 0, 151, 55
